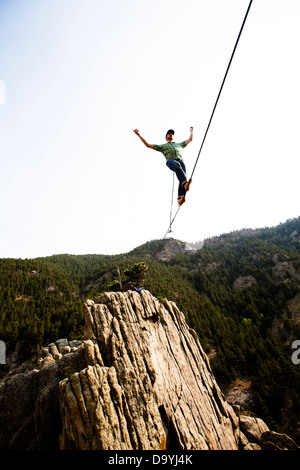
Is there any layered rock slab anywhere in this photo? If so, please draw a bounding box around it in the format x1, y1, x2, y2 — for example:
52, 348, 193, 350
59, 290, 239, 450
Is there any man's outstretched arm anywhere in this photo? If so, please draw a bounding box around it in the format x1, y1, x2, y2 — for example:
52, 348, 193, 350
133, 129, 155, 149
185, 126, 193, 146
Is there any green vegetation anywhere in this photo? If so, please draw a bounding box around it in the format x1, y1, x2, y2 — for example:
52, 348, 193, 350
0, 217, 300, 441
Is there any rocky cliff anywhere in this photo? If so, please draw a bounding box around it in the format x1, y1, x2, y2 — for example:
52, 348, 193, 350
0, 290, 298, 450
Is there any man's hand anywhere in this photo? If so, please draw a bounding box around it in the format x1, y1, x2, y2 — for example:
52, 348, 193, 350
186, 126, 194, 145
133, 129, 154, 149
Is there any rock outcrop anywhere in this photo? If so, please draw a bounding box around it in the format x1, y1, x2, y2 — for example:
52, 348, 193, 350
233, 275, 257, 291
60, 290, 239, 450
0, 290, 298, 450
156, 239, 186, 261
0, 338, 85, 449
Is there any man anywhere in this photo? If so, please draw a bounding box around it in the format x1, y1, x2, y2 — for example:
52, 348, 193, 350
133, 127, 193, 206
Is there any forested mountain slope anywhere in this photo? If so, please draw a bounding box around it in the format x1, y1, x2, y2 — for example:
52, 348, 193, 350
1, 217, 300, 442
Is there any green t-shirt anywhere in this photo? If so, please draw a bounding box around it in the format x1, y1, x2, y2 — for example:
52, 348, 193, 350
153, 141, 187, 162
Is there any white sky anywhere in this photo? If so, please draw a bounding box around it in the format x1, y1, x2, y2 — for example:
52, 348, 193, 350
0, 0, 299, 259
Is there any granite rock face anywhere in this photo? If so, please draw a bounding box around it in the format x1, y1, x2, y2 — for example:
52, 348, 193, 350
0, 290, 298, 450
59, 290, 240, 450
